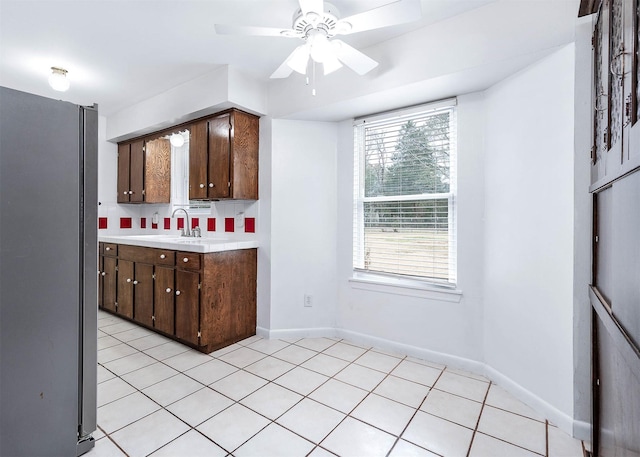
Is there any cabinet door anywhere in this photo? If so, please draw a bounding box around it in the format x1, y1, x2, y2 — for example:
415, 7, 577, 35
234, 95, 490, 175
144, 138, 171, 204
102, 256, 117, 313
129, 140, 145, 203
133, 263, 154, 327
208, 115, 230, 199
117, 259, 134, 318
175, 269, 200, 345
189, 120, 208, 200
230, 110, 259, 200
117, 143, 131, 203
154, 266, 175, 335
98, 255, 104, 309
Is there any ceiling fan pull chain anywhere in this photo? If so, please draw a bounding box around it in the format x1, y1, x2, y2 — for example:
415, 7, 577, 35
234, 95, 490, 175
312, 61, 317, 96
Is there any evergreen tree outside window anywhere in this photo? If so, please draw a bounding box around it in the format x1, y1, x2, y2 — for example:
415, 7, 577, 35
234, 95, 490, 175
353, 100, 457, 285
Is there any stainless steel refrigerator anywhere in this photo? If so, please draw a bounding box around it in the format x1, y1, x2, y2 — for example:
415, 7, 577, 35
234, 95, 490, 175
0, 87, 98, 456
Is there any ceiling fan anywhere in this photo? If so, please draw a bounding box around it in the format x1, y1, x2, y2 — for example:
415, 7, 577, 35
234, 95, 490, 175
214, 0, 422, 79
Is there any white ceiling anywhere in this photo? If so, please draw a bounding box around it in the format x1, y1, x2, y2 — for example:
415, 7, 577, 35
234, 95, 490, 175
0, 0, 580, 118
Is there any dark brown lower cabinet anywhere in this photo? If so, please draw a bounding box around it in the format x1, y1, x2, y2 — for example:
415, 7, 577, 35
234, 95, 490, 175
175, 269, 200, 345
133, 263, 154, 327
98, 243, 257, 353
116, 260, 134, 319
154, 266, 174, 335
102, 256, 117, 313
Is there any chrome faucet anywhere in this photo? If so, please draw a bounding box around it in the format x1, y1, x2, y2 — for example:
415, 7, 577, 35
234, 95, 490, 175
171, 208, 191, 237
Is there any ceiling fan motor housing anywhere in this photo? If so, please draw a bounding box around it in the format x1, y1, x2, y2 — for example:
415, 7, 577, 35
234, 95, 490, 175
292, 2, 344, 39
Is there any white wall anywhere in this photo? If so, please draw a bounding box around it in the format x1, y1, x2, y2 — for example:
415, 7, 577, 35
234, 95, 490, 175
483, 45, 576, 424
263, 119, 338, 335
335, 93, 486, 365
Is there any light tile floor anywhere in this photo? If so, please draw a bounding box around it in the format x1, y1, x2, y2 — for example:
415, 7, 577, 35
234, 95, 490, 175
88, 310, 586, 457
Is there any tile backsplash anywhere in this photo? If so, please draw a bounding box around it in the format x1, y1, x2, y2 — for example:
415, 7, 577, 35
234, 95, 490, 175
97, 200, 258, 238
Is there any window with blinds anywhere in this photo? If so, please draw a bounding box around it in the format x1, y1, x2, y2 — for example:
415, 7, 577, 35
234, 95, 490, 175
353, 100, 457, 285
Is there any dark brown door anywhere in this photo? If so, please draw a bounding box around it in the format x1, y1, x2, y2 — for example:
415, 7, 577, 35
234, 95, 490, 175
117, 143, 130, 203
154, 266, 175, 335
208, 114, 230, 199
144, 138, 171, 204
133, 263, 154, 327
117, 259, 134, 318
189, 120, 208, 200
102, 256, 117, 313
129, 140, 145, 203
98, 255, 104, 309
175, 269, 200, 345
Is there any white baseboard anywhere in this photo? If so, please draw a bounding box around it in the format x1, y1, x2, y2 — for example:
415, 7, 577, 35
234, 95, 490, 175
257, 325, 586, 440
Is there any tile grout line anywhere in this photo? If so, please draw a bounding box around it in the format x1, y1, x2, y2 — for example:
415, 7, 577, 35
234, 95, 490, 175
385, 367, 448, 457
465, 379, 492, 457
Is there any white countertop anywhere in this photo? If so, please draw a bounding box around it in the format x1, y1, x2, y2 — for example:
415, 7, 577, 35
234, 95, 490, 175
99, 234, 259, 253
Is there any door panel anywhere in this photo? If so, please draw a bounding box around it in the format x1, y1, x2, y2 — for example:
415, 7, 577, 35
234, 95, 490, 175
134, 263, 154, 327
208, 115, 230, 199
129, 140, 145, 203
102, 256, 117, 312
144, 138, 171, 203
117, 260, 134, 318
117, 143, 130, 203
154, 266, 175, 335
175, 269, 200, 345
189, 120, 208, 200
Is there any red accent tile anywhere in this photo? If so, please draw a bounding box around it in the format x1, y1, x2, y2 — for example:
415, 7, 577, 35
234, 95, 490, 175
245, 217, 255, 233
120, 217, 132, 229
140, 217, 147, 229
191, 217, 199, 229
151, 223, 158, 230
98, 217, 108, 230
207, 218, 216, 232
225, 218, 235, 233
164, 218, 171, 230
177, 218, 184, 230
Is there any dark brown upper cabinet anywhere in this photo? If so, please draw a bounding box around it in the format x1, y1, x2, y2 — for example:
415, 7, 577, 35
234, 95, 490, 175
117, 137, 171, 204
189, 109, 259, 201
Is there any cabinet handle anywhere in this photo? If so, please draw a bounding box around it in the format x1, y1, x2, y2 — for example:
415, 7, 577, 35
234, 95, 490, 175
175, 290, 181, 296
126, 278, 132, 283
183, 257, 189, 263
160, 254, 166, 259
123, 191, 128, 195
133, 280, 139, 285
165, 288, 171, 293
101, 272, 106, 277
105, 247, 111, 251
209, 183, 214, 188
129, 191, 133, 195
199, 183, 205, 188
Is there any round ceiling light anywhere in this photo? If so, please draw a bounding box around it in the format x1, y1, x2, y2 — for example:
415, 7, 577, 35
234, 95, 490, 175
48, 67, 70, 92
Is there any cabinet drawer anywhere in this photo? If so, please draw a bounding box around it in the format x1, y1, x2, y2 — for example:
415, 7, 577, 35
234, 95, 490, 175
119, 244, 175, 266
155, 249, 175, 266
103, 243, 118, 256
177, 252, 201, 270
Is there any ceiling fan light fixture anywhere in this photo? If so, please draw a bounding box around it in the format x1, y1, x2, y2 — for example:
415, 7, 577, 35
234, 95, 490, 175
308, 31, 332, 63
323, 54, 343, 75
334, 21, 352, 34
48, 66, 70, 92
286, 45, 310, 74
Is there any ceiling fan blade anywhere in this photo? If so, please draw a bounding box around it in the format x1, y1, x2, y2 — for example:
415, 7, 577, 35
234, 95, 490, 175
331, 40, 378, 75
214, 24, 301, 38
299, 0, 324, 17
270, 45, 310, 78
335, 0, 422, 35
270, 59, 295, 79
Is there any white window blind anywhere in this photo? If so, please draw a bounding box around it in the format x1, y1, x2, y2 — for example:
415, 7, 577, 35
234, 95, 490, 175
353, 100, 457, 285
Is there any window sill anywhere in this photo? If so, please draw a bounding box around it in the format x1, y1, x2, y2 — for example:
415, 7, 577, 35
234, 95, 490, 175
348, 272, 462, 302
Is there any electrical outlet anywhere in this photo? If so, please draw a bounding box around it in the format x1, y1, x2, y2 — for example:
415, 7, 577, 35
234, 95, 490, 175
304, 294, 313, 307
